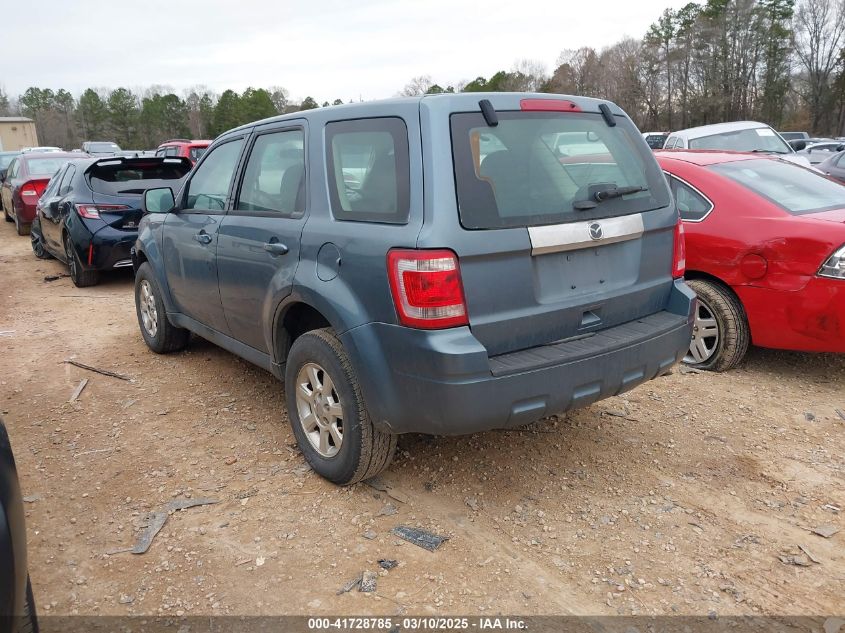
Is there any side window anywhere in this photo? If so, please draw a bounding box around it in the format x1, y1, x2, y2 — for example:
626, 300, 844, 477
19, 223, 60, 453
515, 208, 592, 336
183, 139, 245, 212
155, 148, 166, 157
835, 152, 845, 168
325, 117, 410, 224
7, 159, 19, 178
237, 129, 305, 217
672, 177, 712, 221
58, 165, 76, 195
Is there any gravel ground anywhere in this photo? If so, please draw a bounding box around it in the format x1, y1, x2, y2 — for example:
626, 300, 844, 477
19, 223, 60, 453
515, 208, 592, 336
1, 218, 843, 617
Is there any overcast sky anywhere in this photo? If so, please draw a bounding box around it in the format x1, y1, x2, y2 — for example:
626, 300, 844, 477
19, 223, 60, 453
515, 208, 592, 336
3, 0, 690, 103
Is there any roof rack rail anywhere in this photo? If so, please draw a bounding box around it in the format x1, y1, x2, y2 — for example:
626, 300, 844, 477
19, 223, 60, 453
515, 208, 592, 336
160, 138, 191, 144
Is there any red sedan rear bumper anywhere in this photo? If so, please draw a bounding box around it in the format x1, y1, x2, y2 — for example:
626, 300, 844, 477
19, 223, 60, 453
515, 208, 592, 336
737, 278, 845, 353
15, 198, 37, 224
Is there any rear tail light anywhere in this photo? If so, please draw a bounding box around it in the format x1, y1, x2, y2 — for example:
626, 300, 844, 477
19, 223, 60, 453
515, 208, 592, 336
819, 244, 845, 279
75, 204, 130, 219
21, 181, 47, 198
673, 220, 686, 278
387, 249, 469, 329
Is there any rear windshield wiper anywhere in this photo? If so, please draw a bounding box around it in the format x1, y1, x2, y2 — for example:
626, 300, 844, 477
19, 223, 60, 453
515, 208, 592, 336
574, 185, 647, 210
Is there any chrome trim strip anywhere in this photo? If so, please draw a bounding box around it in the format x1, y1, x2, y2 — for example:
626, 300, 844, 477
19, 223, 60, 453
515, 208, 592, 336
113, 260, 133, 268
528, 213, 645, 255
664, 172, 714, 223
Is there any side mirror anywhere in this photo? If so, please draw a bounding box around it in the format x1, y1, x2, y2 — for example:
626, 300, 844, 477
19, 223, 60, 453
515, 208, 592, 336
0, 169, 6, 182
142, 187, 175, 214
49, 199, 60, 214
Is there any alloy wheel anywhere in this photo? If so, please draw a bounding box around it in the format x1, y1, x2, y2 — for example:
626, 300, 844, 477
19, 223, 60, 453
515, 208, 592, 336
138, 280, 159, 338
65, 236, 78, 280
685, 298, 720, 364
31, 232, 43, 257
295, 362, 344, 458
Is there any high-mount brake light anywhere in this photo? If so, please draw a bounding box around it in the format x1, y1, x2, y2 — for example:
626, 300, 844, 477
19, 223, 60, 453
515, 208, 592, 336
519, 99, 582, 112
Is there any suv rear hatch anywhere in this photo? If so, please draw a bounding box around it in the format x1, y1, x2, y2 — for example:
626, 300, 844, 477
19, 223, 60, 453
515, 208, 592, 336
84, 157, 191, 230
447, 98, 678, 357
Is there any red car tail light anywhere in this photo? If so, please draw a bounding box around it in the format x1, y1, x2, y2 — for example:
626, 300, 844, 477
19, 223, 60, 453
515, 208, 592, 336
819, 244, 845, 279
387, 249, 469, 329
21, 181, 47, 198
75, 204, 130, 219
673, 220, 686, 279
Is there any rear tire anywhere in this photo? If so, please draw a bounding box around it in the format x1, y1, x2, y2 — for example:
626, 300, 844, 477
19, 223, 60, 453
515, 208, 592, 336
64, 233, 99, 287
30, 220, 51, 259
683, 279, 749, 372
285, 328, 396, 485
135, 262, 190, 353
14, 211, 28, 236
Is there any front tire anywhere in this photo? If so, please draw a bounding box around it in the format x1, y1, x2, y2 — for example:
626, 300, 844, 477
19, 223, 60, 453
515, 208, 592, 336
684, 279, 749, 372
285, 328, 396, 485
64, 233, 98, 287
134, 262, 190, 353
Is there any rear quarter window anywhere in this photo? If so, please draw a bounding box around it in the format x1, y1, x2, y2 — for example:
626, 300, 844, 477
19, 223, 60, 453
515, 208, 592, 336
325, 117, 410, 224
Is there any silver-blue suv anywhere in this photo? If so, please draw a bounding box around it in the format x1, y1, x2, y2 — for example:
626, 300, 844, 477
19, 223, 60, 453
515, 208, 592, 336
132, 93, 695, 485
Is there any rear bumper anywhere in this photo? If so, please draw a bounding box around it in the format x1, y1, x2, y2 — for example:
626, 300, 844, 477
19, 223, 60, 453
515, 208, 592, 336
69, 224, 137, 271
341, 279, 695, 435
15, 200, 36, 224
737, 278, 845, 353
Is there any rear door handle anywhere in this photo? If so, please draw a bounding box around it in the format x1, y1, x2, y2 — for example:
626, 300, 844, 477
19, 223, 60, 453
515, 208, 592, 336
263, 242, 289, 256
194, 232, 212, 245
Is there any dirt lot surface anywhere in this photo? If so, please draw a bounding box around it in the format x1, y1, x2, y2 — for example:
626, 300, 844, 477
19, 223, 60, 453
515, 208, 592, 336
1, 219, 844, 618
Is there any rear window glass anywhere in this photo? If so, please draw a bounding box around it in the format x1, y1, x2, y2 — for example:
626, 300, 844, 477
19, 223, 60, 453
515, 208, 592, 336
451, 111, 670, 229
326, 117, 410, 224
644, 134, 668, 149
710, 158, 845, 215
88, 160, 191, 195
26, 158, 71, 176
688, 128, 791, 153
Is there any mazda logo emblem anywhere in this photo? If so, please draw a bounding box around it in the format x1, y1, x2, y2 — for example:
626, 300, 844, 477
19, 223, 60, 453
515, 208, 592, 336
588, 222, 603, 240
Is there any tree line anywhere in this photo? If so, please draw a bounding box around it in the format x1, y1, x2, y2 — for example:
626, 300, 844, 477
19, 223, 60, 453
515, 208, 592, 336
2, 0, 844, 149
0, 85, 340, 150
403, 0, 845, 134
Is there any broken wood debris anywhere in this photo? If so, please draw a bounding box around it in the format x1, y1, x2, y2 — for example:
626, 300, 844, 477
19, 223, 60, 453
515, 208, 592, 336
129, 498, 218, 554
69, 378, 89, 402
811, 525, 840, 539
65, 359, 132, 381
336, 574, 362, 595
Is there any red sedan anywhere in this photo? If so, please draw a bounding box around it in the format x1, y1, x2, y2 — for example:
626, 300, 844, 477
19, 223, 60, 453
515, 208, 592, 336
1, 151, 80, 235
656, 150, 845, 371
